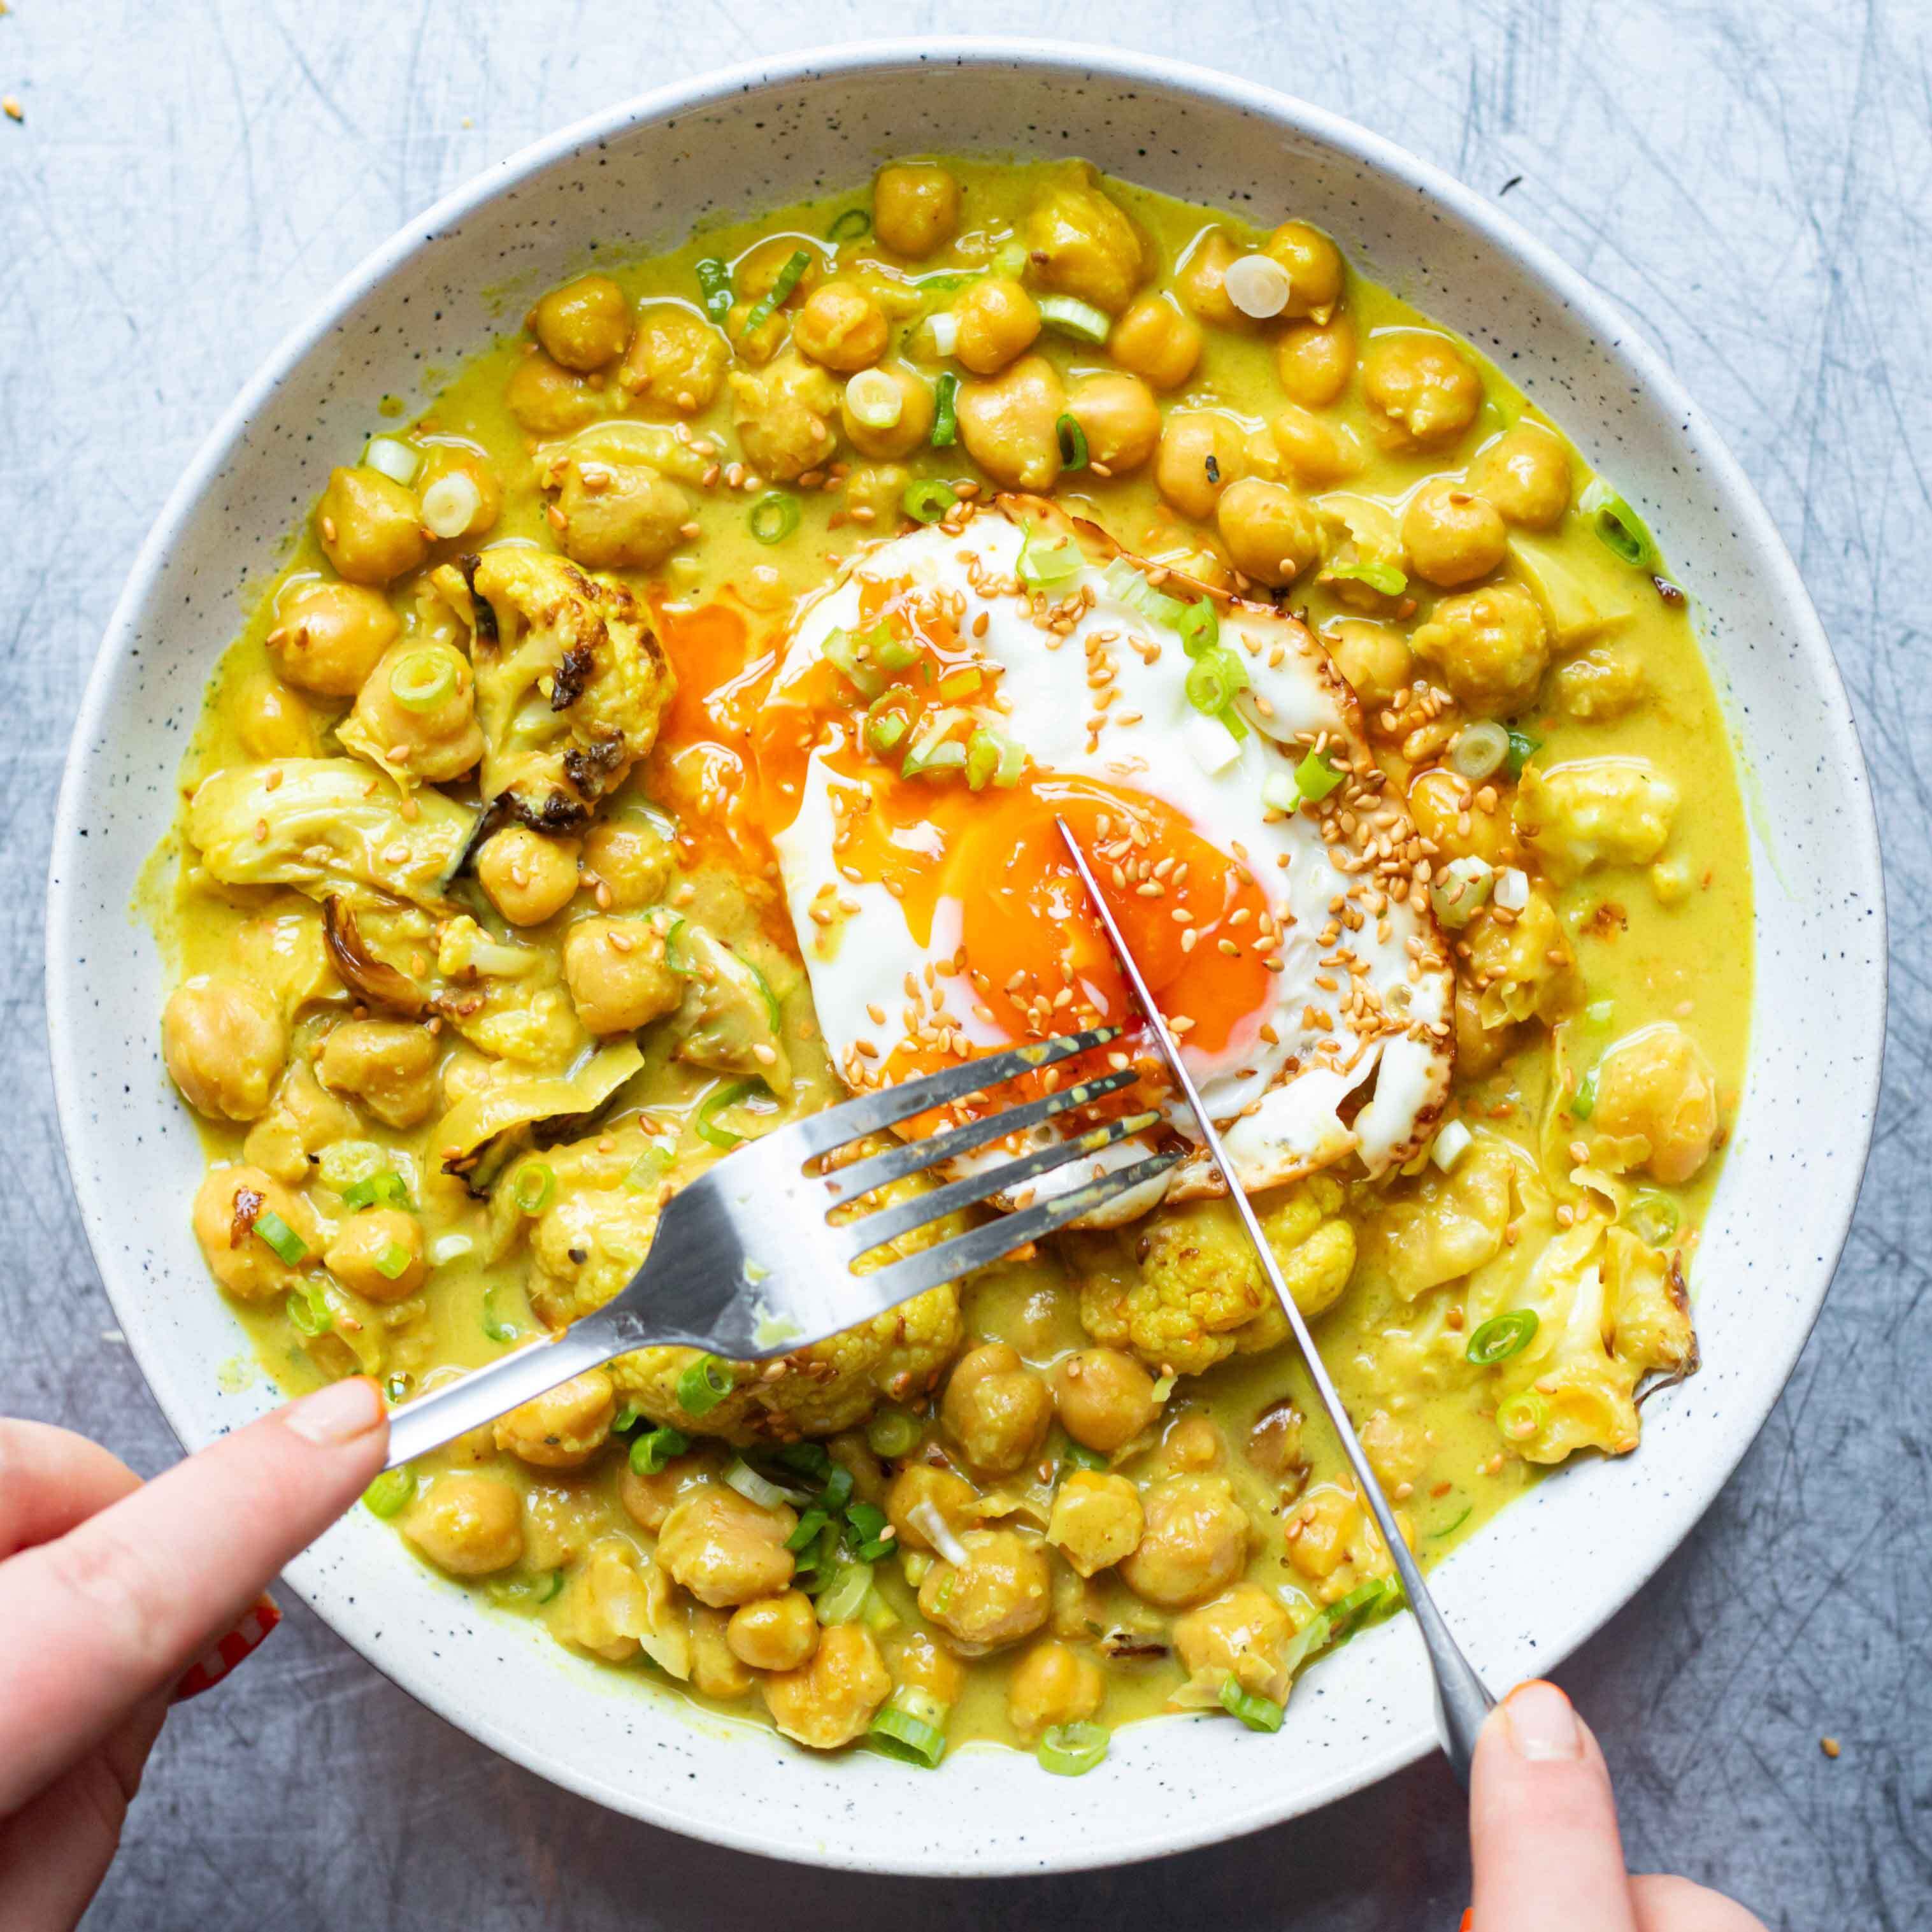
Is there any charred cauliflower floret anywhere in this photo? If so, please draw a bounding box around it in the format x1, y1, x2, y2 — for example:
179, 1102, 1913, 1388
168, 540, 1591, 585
1514, 759, 1679, 880
432, 548, 673, 833
1409, 581, 1550, 718
1064, 1177, 1357, 1376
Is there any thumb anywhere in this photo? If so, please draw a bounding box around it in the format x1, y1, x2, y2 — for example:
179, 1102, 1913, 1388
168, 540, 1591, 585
1469, 1680, 1640, 1932
0, 1377, 388, 1814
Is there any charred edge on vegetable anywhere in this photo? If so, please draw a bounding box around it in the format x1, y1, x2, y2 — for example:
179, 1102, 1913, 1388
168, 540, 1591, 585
502, 789, 590, 835
441, 793, 513, 887
323, 895, 428, 1017
562, 734, 626, 799
229, 1185, 264, 1248
1635, 1254, 1701, 1405
457, 553, 498, 645
551, 641, 594, 712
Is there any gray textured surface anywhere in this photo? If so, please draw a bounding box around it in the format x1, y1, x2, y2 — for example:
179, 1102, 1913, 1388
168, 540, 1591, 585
2, 2, 1926, 1926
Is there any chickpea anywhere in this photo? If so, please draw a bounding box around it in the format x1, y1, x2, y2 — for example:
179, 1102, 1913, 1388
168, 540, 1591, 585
1264, 404, 1363, 488
917, 1527, 1052, 1651
414, 445, 501, 541
1324, 619, 1414, 710
347, 641, 484, 784
1052, 1349, 1157, 1453
1246, 1398, 1306, 1485
1024, 168, 1148, 315
1471, 424, 1571, 529
735, 236, 824, 309
324, 1207, 426, 1303
315, 1019, 438, 1129
656, 1483, 796, 1608
794, 280, 890, 373
532, 273, 631, 371
581, 819, 674, 911
941, 1342, 1054, 1477
1285, 1482, 1360, 1582
1155, 411, 1247, 521
403, 1472, 524, 1577
1361, 331, 1485, 452
617, 1450, 707, 1533
727, 354, 840, 482
562, 915, 682, 1035
190, 1165, 315, 1301
955, 354, 1065, 491
505, 352, 603, 436
1275, 316, 1357, 408
683, 1604, 755, 1701
315, 467, 427, 587
476, 827, 581, 927
492, 1370, 617, 1470
885, 1463, 979, 1553
951, 278, 1040, 376
726, 1590, 819, 1673
1262, 221, 1346, 320
162, 978, 286, 1122
1164, 1413, 1224, 1471
1408, 767, 1519, 868
1176, 227, 1257, 331
873, 163, 960, 259
1007, 1640, 1103, 1739
1066, 371, 1159, 475
1217, 477, 1323, 589
1410, 582, 1550, 717
1592, 1024, 1720, 1185
1045, 1470, 1143, 1578
1402, 477, 1508, 588
233, 672, 319, 760
845, 461, 910, 526
267, 580, 398, 698
554, 1538, 667, 1661
1109, 294, 1202, 392
839, 364, 936, 461
555, 455, 689, 570
887, 1628, 966, 1706
1117, 1474, 1250, 1610
1173, 1584, 1291, 1701
619, 304, 729, 414
761, 1622, 891, 1750
1360, 1409, 1431, 1489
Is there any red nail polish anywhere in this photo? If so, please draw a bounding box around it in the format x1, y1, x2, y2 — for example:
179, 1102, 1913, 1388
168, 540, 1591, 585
171, 1592, 282, 1702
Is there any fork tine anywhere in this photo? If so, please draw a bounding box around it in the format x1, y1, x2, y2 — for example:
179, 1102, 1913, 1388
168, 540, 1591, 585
788, 1024, 1127, 1157
840, 1109, 1163, 1259
822, 1064, 1143, 1204
852, 1148, 1182, 1305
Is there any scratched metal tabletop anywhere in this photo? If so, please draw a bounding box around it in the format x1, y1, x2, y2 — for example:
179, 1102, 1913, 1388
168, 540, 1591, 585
3, 3, 1926, 1926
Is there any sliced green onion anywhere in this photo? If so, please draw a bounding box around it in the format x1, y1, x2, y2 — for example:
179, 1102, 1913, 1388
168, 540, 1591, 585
726, 1457, 800, 1510
372, 1240, 413, 1282
285, 1287, 330, 1336
696, 1078, 761, 1150
827, 207, 871, 243
740, 248, 812, 338
1579, 478, 1659, 570
659, 912, 691, 976
1294, 748, 1345, 803
1430, 1120, 1475, 1172
1450, 721, 1510, 783
1325, 1577, 1399, 1641
870, 1689, 948, 1768
1496, 1391, 1548, 1443
1175, 599, 1219, 657
902, 478, 958, 525
992, 240, 1029, 278
1101, 557, 1187, 627
815, 1560, 875, 1624
966, 726, 1019, 792
901, 710, 970, 780
1035, 294, 1112, 343
482, 1289, 518, 1344
421, 469, 482, 541
866, 1408, 921, 1459
1505, 728, 1542, 778
931, 371, 959, 447
1219, 1675, 1285, 1733
1038, 1721, 1109, 1776
785, 1505, 831, 1554
389, 648, 459, 713
254, 1209, 306, 1265
626, 1145, 673, 1190
745, 958, 782, 1032
510, 1163, 555, 1215
1056, 413, 1089, 471
1327, 557, 1408, 596
843, 368, 903, 431
1059, 1439, 1108, 1475
629, 1426, 689, 1475
845, 1501, 891, 1546
537, 1570, 566, 1604
362, 1468, 415, 1518
695, 257, 733, 324
318, 1141, 387, 1190
872, 629, 918, 670
1466, 1309, 1540, 1364
1584, 998, 1615, 1026
773, 1442, 831, 1482
1569, 1070, 1598, 1120
612, 1402, 641, 1434
864, 693, 912, 755
748, 490, 800, 545
1184, 645, 1250, 721
363, 436, 420, 485
675, 1354, 733, 1417
1017, 525, 1082, 588
1628, 1191, 1682, 1247
822, 625, 884, 699
812, 1464, 851, 1513
341, 1170, 411, 1212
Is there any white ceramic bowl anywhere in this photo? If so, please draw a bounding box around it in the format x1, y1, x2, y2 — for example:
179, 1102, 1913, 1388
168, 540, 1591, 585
48, 39, 1885, 1876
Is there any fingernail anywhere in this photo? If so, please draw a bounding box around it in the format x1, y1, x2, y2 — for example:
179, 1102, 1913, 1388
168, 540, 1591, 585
283, 1377, 384, 1447
172, 1593, 282, 1703
1504, 1680, 1583, 1761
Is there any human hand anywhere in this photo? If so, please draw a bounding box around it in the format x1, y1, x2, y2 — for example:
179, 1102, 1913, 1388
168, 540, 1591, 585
0, 1378, 389, 1930
1468, 1680, 1768, 1930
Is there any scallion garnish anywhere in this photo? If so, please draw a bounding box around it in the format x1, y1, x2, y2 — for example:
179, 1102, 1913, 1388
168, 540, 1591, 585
827, 207, 871, 243
612, 1403, 641, 1435
784, 1505, 831, 1554
1016, 524, 1082, 588
285, 1286, 331, 1336
1466, 1310, 1540, 1365
748, 490, 801, 545
1055, 412, 1089, 471
931, 371, 959, 447
537, 1570, 566, 1604
695, 257, 733, 324
1175, 599, 1219, 657
1450, 721, 1510, 784
1579, 478, 1659, 570
254, 1209, 306, 1265
675, 1354, 733, 1417
510, 1163, 555, 1215
865, 1409, 920, 1459
1183, 645, 1250, 731
1059, 1440, 1109, 1475
965, 726, 1024, 792
696, 1078, 762, 1150
863, 692, 912, 755
814, 1560, 874, 1625
372, 1240, 413, 1282
738, 248, 812, 339
389, 648, 459, 713
869, 1689, 949, 1768
1496, 1391, 1548, 1443
1035, 294, 1112, 343
1326, 557, 1408, 596
362, 1468, 415, 1519
1294, 748, 1345, 803
340, 1169, 411, 1212
901, 478, 958, 525
1568, 1070, 1598, 1120
1219, 1675, 1285, 1733
629, 1426, 689, 1476
822, 625, 885, 699
1037, 1721, 1108, 1776
1628, 1191, 1682, 1247
481, 1288, 518, 1344
1505, 727, 1542, 778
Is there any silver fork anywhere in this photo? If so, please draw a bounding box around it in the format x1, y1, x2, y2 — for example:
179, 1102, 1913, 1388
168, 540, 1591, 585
382, 1024, 1175, 1470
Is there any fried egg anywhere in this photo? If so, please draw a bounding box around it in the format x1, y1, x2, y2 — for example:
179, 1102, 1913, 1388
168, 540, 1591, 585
753, 496, 1454, 1220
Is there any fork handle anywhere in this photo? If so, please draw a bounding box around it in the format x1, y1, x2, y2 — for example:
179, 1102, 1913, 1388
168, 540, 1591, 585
380, 1312, 626, 1472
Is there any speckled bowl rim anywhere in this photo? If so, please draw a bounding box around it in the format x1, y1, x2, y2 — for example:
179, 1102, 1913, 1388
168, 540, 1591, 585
48, 37, 1885, 1875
